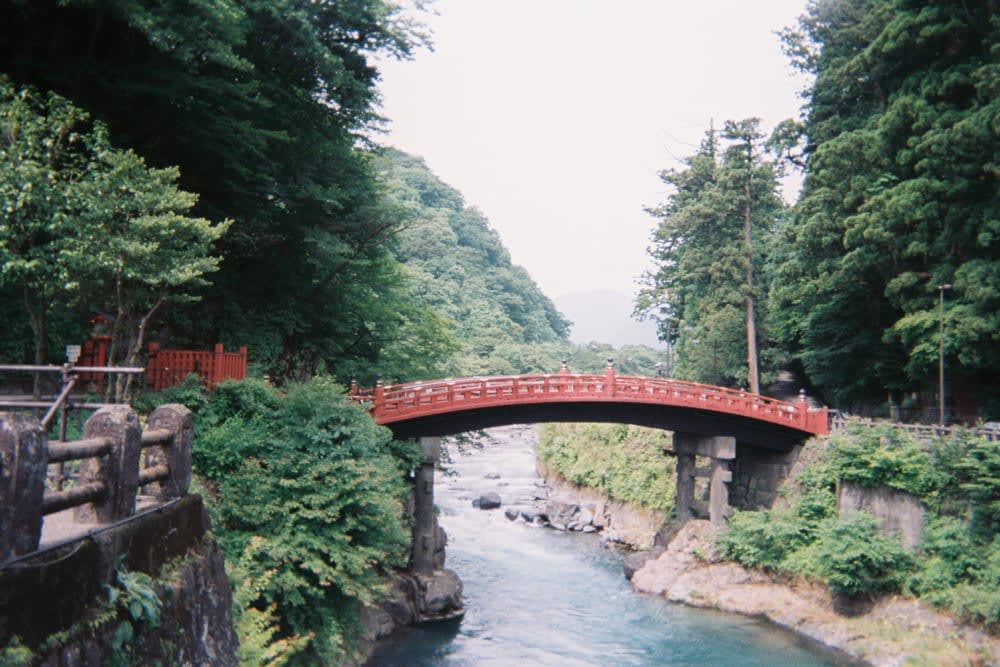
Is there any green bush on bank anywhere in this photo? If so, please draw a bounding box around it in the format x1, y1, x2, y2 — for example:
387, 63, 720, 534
716, 422, 1000, 627
139, 377, 422, 666
536, 423, 675, 513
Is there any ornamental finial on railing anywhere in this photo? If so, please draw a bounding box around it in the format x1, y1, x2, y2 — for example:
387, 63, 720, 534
559, 359, 569, 374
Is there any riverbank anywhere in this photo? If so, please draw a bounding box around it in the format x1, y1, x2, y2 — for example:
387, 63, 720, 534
535, 467, 999, 666
631, 519, 1000, 667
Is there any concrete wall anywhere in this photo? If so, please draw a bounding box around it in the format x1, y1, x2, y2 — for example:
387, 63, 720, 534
837, 480, 925, 551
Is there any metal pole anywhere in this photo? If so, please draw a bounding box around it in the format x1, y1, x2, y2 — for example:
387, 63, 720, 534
938, 284, 952, 425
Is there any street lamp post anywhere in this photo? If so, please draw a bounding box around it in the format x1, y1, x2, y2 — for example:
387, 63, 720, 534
938, 283, 952, 425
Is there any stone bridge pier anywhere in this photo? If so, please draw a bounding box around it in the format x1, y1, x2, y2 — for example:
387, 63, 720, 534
671, 433, 735, 526
670, 434, 805, 525
412, 436, 440, 573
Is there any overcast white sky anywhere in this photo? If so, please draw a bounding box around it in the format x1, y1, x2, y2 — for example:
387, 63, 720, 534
375, 1, 811, 302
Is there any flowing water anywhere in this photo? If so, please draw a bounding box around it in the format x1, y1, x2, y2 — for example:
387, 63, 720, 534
368, 425, 846, 667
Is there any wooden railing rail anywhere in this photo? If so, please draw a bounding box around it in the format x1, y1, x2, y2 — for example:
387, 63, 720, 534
0, 403, 193, 564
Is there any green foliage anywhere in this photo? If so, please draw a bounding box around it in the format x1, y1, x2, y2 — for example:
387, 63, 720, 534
720, 425, 1000, 624
376, 148, 570, 379
165, 377, 420, 664
716, 509, 812, 572
536, 423, 674, 513
772, 0, 1000, 410
956, 436, 1000, 539
636, 120, 785, 388
0, 638, 33, 667
785, 513, 912, 596
0, 77, 229, 382
105, 561, 163, 666
826, 423, 939, 498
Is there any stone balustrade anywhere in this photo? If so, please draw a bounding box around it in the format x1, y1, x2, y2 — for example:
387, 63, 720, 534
0, 404, 192, 563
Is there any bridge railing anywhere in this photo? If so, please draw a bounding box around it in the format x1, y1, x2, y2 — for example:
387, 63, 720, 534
0, 404, 193, 564
352, 373, 828, 434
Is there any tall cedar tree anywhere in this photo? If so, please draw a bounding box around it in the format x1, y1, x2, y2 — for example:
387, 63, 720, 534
773, 0, 1000, 416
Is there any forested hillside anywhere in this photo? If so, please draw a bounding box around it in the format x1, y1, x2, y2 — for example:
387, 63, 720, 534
640, 0, 1000, 420
376, 149, 570, 376
0, 0, 448, 386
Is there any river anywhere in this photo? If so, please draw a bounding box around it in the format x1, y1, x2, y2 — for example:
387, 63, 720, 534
367, 425, 847, 667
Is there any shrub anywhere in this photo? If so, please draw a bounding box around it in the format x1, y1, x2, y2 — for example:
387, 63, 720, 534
716, 509, 811, 571
785, 513, 911, 596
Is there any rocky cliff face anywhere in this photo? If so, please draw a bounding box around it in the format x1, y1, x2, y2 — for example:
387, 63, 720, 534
4, 497, 239, 666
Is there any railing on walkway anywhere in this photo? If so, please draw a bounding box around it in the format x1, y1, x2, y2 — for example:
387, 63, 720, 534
829, 412, 999, 443
0, 404, 193, 564
351, 368, 829, 435
0, 363, 144, 440
145, 342, 247, 391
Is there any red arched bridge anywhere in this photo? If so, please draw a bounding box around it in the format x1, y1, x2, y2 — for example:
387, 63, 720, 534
351, 368, 828, 450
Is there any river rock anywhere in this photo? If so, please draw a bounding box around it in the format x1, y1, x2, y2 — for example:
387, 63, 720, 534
484, 472, 501, 479
415, 569, 464, 622
577, 508, 594, 526
544, 499, 578, 526
475, 492, 502, 510
623, 546, 666, 581
504, 508, 520, 521
582, 525, 596, 533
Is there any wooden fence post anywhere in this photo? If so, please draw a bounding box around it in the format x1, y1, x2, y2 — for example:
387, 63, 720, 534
0, 413, 47, 561
75, 406, 141, 524
145, 404, 194, 500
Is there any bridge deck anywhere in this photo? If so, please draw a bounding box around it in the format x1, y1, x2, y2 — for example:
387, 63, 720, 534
353, 374, 828, 442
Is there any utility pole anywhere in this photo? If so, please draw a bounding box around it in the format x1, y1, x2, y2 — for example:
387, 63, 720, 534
938, 283, 952, 425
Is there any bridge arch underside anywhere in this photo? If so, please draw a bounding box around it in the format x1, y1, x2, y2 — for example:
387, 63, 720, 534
384, 401, 812, 451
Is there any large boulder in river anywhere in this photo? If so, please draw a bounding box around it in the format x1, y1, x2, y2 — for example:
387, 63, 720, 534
473, 492, 502, 510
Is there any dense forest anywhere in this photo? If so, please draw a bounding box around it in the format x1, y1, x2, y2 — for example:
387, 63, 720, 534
638, 0, 1000, 420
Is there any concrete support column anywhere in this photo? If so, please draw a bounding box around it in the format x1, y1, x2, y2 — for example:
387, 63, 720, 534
673, 433, 735, 526
412, 436, 440, 574
0, 413, 48, 561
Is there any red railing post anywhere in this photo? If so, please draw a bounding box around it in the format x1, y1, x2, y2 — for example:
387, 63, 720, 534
238, 346, 248, 381
211, 343, 225, 389
604, 359, 616, 397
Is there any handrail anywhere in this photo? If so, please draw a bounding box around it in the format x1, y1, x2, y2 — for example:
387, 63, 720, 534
1, 403, 194, 564
351, 373, 828, 435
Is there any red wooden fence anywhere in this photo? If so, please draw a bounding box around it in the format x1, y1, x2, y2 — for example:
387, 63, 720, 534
145, 342, 248, 390
77, 339, 247, 391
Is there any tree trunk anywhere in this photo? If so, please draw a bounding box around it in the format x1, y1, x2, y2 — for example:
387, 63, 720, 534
744, 153, 760, 395
24, 287, 48, 399
122, 296, 165, 402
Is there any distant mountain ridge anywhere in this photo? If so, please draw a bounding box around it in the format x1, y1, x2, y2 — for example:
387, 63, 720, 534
555, 290, 662, 348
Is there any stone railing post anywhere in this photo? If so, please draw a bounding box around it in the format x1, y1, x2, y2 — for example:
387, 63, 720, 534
75, 406, 141, 524
0, 413, 48, 561
145, 404, 194, 499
